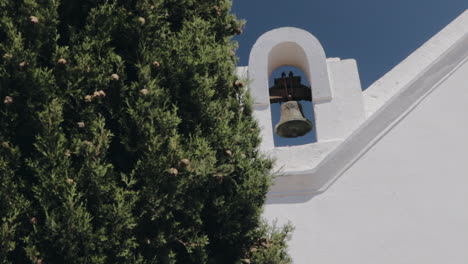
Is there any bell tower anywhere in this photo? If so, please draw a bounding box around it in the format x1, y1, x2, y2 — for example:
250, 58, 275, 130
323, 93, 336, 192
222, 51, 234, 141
239, 27, 366, 197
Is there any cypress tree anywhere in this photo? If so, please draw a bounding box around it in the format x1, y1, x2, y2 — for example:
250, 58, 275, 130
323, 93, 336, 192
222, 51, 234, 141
0, 1, 292, 263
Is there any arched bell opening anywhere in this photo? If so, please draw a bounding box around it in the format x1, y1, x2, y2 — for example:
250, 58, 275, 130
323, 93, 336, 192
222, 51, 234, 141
269, 66, 317, 147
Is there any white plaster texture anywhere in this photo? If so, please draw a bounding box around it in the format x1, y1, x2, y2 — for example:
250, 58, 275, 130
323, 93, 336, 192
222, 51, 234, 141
319, 58, 364, 141
263, 57, 468, 264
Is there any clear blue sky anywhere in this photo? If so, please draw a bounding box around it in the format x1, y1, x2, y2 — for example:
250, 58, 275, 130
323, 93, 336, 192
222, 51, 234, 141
231, 1, 467, 147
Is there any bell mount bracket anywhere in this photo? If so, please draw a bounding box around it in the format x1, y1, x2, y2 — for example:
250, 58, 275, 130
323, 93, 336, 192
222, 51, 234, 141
269, 71, 312, 104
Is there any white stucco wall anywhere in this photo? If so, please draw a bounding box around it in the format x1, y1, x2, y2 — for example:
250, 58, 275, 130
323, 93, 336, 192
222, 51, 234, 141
263, 58, 468, 264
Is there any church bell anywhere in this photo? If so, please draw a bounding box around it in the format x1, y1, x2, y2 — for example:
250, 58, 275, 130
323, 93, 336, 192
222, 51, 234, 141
275, 101, 313, 138
270, 71, 313, 138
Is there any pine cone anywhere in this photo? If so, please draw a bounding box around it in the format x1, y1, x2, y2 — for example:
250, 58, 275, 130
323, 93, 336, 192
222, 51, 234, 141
234, 80, 244, 88
84, 95, 92, 103
140, 88, 149, 95
152, 61, 160, 68
138, 17, 146, 25
3, 96, 13, 105
57, 58, 67, 65
180, 158, 190, 168
225, 149, 232, 157
30, 16, 39, 24
77, 121, 85, 128
19, 61, 28, 69
30, 217, 37, 224
111, 73, 120, 81
98, 90, 106, 97
66, 178, 75, 184
168, 167, 178, 176
3, 53, 12, 60
213, 6, 222, 17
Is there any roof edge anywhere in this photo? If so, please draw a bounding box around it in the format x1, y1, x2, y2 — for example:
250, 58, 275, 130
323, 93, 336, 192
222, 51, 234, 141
363, 9, 468, 117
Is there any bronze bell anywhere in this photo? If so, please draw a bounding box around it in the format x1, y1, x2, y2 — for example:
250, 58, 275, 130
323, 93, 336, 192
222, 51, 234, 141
275, 101, 313, 138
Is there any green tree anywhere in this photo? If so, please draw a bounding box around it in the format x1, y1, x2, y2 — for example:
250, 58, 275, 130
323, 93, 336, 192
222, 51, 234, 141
0, 1, 292, 263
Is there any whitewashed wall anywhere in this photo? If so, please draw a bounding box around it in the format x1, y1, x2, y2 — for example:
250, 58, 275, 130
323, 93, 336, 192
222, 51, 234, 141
263, 59, 468, 264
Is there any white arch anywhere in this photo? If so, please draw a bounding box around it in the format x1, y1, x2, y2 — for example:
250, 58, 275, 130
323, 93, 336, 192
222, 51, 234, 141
248, 27, 332, 105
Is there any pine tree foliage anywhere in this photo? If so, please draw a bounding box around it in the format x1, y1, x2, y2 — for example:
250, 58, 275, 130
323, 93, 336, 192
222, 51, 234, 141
0, 0, 292, 263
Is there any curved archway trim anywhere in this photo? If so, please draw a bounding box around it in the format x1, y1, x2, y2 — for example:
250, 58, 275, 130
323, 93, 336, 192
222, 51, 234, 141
248, 27, 332, 105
